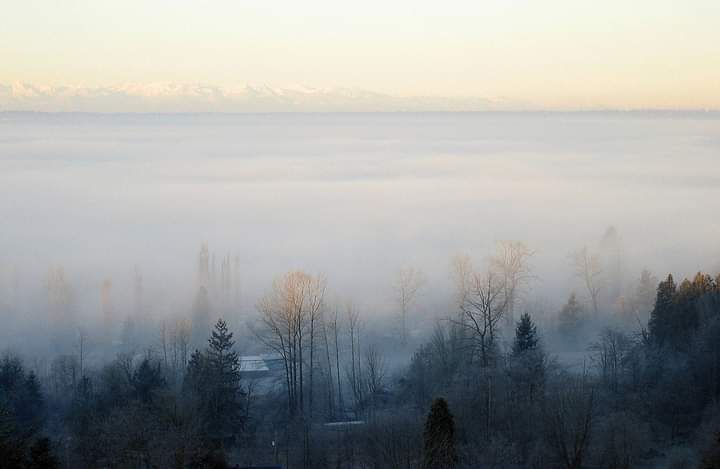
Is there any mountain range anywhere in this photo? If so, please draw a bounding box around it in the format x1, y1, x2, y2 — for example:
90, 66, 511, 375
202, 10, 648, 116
0, 82, 515, 112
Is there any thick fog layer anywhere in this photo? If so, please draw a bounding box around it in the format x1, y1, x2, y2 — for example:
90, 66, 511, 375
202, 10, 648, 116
1, 112, 719, 351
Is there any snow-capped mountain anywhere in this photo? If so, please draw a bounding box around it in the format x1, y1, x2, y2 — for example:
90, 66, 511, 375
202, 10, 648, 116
0, 82, 511, 112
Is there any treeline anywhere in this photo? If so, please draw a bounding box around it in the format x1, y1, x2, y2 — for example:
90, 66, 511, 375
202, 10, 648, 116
400, 270, 720, 468
1, 319, 245, 468
2, 268, 720, 468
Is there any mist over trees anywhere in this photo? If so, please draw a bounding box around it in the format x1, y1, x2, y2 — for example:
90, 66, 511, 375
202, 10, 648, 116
2, 220, 720, 468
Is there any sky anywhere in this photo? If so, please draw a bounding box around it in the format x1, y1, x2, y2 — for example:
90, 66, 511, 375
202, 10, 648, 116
1, 0, 720, 110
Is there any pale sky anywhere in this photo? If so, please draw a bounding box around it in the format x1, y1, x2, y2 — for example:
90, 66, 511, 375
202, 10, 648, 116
2, 0, 720, 109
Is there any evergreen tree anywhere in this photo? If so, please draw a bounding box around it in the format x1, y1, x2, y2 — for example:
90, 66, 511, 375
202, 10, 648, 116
648, 274, 676, 347
28, 438, 59, 469
423, 398, 458, 469
131, 358, 165, 404
634, 269, 657, 323
206, 319, 243, 439
184, 319, 244, 443
558, 292, 583, 338
513, 312, 538, 354
191, 286, 211, 348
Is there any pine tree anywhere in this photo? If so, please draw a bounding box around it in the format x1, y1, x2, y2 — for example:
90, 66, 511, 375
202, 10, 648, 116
131, 358, 165, 404
191, 286, 211, 348
28, 438, 59, 469
648, 274, 676, 347
206, 319, 243, 439
513, 312, 538, 354
423, 398, 458, 469
558, 292, 583, 337
184, 319, 244, 442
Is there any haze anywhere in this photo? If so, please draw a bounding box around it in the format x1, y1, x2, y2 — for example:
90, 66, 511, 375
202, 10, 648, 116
1, 111, 719, 351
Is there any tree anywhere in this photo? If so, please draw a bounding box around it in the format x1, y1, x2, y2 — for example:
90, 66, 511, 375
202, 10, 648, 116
571, 246, 602, 316
184, 319, 244, 443
206, 318, 243, 440
589, 328, 631, 393
394, 266, 425, 345
191, 286, 212, 349
101, 278, 115, 341
490, 240, 534, 329
599, 226, 624, 306
701, 431, 720, 469
453, 261, 508, 367
513, 312, 538, 354
648, 274, 676, 347
131, 358, 165, 404
422, 398, 458, 469
633, 269, 657, 325
256, 271, 326, 417
558, 292, 583, 338
28, 438, 59, 469
544, 377, 594, 469
364, 344, 386, 411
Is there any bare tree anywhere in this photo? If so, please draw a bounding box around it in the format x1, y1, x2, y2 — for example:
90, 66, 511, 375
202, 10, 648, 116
544, 376, 595, 469
394, 266, 425, 345
451, 254, 473, 312
76, 327, 88, 377
571, 246, 603, 316
331, 305, 344, 414
489, 240, 534, 328
256, 271, 326, 418
346, 302, 363, 408
590, 328, 631, 393
159, 319, 169, 371
319, 309, 336, 418
364, 344, 386, 397
452, 259, 508, 367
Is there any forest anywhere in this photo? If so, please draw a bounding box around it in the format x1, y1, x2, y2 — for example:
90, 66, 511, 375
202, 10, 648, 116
2, 232, 720, 469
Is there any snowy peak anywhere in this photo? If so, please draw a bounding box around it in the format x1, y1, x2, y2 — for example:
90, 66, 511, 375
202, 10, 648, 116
0, 82, 511, 112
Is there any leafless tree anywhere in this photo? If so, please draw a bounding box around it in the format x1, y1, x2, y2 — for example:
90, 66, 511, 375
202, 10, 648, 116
451, 254, 473, 312
76, 327, 88, 377
489, 240, 534, 328
319, 309, 336, 418
331, 305, 344, 413
452, 260, 508, 367
364, 344, 386, 412
394, 267, 425, 345
159, 319, 169, 371
571, 246, 603, 316
544, 375, 595, 469
590, 328, 631, 393
256, 271, 326, 418
345, 302, 363, 408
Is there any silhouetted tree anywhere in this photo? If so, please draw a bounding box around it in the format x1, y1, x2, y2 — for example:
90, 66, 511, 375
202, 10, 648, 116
558, 292, 583, 338
648, 274, 676, 347
28, 438, 59, 469
513, 312, 538, 354
702, 431, 720, 469
422, 398, 458, 469
185, 319, 244, 444
131, 358, 165, 404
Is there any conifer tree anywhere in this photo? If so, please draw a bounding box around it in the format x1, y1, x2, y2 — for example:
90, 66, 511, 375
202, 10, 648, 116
207, 319, 243, 436
423, 398, 458, 469
558, 292, 583, 337
648, 274, 676, 347
184, 319, 244, 442
513, 312, 538, 354
131, 358, 165, 404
